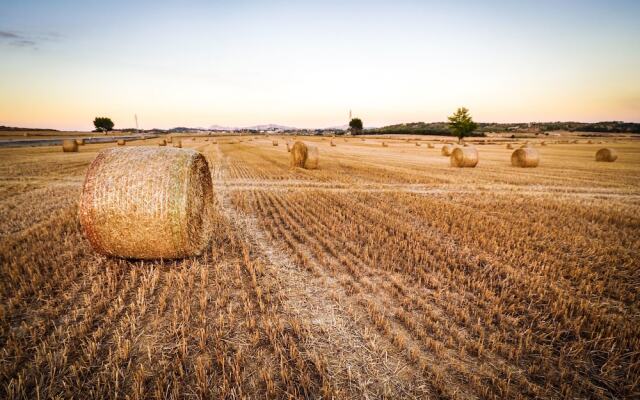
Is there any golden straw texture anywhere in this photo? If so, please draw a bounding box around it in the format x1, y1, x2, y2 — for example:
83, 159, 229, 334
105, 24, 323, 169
441, 144, 457, 156
79, 146, 213, 259
290, 141, 308, 168
306, 146, 319, 169
62, 139, 78, 152
450, 147, 479, 168
595, 148, 618, 162
511, 148, 540, 168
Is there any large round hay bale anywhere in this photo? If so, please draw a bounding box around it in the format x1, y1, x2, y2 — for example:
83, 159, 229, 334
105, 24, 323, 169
290, 141, 308, 167
174, 140, 182, 148
595, 148, 617, 162
159, 139, 167, 146
441, 144, 457, 156
117, 139, 126, 146
79, 147, 213, 259
511, 148, 540, 168
62, 139, 78, 152
450, 147, 478, 168
306, 146, 319, 169
76, 138, 85, 145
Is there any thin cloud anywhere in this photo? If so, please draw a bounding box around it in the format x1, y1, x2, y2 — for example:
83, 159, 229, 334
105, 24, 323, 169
0, 30, 21, 39
0, 29, 59, 49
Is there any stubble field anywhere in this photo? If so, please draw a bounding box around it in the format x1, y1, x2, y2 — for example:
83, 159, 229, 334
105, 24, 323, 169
1, 135, 639, 399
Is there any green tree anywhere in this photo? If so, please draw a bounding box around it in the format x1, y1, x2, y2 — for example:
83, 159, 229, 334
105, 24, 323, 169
447, 107, 477, 143
93, 117, 114, 133
349, 118, 363, 135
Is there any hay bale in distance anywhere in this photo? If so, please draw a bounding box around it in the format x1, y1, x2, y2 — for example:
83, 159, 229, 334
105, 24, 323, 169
382, 142, 388, 147
272, 140, 279, 146
76, 138, 85, 145
62, 139, 78, 152
427, 143, 434, 148
595, 148, 618, 162
117, 139, 126, 146
166, 137, 173, 143
441, 144, 457, 156
415, 142, 421, 146
511, 148, 540, 168
506, 143, 513, 149
79, 146, 213, 259
174, 140, 182, 148
330, 140, 336, 147
450, 147, 478, 168
159, 139, 167, 146
286, 143, 291, 152
306, 146, 319, 169
290, 141, 308, 168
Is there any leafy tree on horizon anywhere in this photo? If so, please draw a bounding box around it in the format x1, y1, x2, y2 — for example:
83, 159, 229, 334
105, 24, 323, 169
447, 107, 477, 143
93, 117, 114, 133
349, 118, 363, 135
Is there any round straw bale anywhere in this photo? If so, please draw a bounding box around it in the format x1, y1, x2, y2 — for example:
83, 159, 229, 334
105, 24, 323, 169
76, 138, 85, 145
306, 146, 319, 169
595, 148, 617, 162
79, 146, 213, 259
587, 140, 593, 144
541, 141, 547, 146
511, 148, 540, 168
450, 147, 478, 168
506, 143, 513, 149
382, 142, 388, 147
286, 143, 291, 152
117, 139, 126, 146
415, 142, 421, 146
159, 139, 167, 146
290, 141, 308, 167
272, 140, 279, 146
166, 137, 173, 143
427, 143, 434, 148
441, 144, 457, 156
62, 139, 78, 152
174, 140, 182, 148
330, 140, 336, 147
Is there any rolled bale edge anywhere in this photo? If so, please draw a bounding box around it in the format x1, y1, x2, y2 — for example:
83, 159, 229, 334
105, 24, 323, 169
511, 148, 540, 168
450, 147, 478, 168
79, 146, 213, 259
62, 139, 78, 152
595, 148, 617, 162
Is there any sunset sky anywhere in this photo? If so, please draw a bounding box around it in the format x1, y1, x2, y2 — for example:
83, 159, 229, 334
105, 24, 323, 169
1, 0, 639, 130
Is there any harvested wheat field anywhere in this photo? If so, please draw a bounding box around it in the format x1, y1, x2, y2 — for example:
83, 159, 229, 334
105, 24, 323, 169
1, 136, 639, 399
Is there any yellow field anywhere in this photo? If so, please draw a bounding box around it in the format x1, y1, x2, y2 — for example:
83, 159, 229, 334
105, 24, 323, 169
1, 136, 639, 399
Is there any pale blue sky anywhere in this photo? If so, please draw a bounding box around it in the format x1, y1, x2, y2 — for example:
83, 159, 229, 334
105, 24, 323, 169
1, 0, 639, 130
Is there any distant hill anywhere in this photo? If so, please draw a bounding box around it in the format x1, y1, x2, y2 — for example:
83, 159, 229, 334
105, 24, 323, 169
0, 125, 58, 132
368, 121, 640, 136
